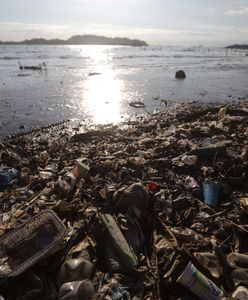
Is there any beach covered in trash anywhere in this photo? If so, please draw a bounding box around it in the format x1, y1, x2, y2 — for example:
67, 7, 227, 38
0, 101, 248, 300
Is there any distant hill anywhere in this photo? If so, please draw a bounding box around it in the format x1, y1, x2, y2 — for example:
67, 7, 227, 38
226, 44, 248, 49
0, 35, 148, 46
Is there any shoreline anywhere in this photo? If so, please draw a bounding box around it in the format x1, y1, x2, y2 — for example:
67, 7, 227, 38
1, 44, 248, 138
0, 99, 244, 141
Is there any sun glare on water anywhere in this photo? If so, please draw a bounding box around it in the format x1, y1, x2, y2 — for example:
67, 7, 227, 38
79, 46, 124, 124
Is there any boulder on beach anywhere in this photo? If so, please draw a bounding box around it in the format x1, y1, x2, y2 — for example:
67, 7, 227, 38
175, 70, 186, 79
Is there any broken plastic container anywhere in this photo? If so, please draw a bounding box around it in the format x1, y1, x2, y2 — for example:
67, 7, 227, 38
0, 210, 66, 277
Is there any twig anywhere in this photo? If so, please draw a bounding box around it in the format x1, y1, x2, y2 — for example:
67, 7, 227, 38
153, 248, 161, 300
148, 240, 161, 300
223, 164, 235, 177
221, 235, 232, 245
229, 220, 248, 234
23, 191, 42, 207
144, 247, 152, 269
212, 150, 218, 167
0, 141, 11, 157
202, 209, 227, 221
194, 198, 216, 214
195, 198, 248, 233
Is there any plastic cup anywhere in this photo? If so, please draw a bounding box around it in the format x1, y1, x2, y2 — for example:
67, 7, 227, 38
203, 181, 220, 207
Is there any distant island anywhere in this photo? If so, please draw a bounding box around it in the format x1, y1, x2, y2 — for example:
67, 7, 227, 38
0, 35, 148, 46
226, 44, 248, 49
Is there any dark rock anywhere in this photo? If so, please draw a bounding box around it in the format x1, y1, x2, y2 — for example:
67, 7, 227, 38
88, 72, 101, 76
19, 125, 25, 130
175, 70, 186, 79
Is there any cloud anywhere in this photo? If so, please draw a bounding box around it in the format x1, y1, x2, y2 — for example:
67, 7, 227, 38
0, 22, 72, 41
199, 24, 248, 35
225, 5, 248, 15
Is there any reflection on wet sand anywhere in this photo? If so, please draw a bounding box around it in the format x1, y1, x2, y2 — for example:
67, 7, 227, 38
83, 71, 123, 124
81, 47, 124, 124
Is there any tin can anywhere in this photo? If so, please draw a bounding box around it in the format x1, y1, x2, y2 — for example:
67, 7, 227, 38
73, 160, 90, 179
203, 180, 220, 207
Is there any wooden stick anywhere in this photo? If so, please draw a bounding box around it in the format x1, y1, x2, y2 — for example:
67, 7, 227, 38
0, 141, 11, 157
229, 220, 248, 234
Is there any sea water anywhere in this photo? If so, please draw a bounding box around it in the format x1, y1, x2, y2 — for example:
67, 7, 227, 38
0, 45, 247, 137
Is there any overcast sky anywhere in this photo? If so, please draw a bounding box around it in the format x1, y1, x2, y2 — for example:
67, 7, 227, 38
0, 0, 247, 46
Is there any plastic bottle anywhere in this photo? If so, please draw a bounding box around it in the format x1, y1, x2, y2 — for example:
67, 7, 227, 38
186, 176, 202, 198
232, 286, 248, 300
189, 143, 227, 158
59, 258, 93, 285
0, 168, 19, 189
58, 280, 95, 300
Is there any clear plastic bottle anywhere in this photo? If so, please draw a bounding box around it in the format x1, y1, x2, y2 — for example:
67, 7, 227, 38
186, 176, 202, 198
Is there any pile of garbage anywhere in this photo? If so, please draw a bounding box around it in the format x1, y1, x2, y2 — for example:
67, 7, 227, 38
0, 101, 248, 300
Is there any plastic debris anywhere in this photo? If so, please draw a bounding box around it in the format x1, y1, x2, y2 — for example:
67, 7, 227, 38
59, 258, 93, 284
177, 262, 224, 300
0, 210, 66, 277
58, 280, 95, 300
0, 168, 19, 190
0, 101, 248, 299
203, 180, 220, 207
232, 286, 248, 300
